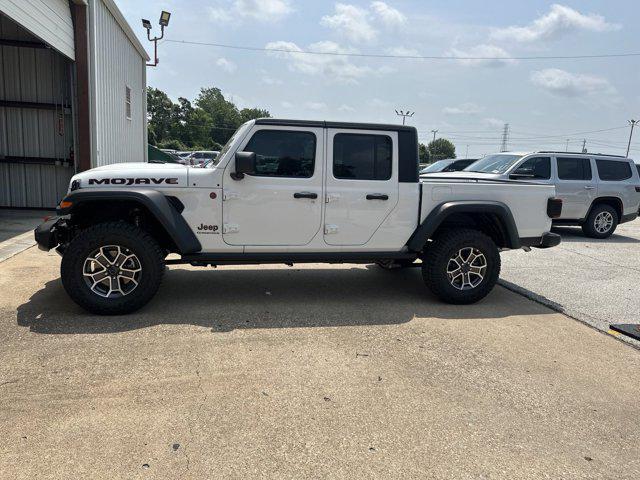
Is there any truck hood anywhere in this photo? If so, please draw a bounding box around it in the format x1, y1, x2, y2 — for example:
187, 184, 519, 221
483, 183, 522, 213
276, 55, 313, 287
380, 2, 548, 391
420, 171, 503, 181
71, 162, 189, 190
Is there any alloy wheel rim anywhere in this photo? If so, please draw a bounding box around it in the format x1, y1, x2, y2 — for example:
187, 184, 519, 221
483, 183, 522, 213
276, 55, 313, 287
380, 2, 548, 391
83, 245, 142, 298
594, 212, 614, 234
447, 247, 487, 291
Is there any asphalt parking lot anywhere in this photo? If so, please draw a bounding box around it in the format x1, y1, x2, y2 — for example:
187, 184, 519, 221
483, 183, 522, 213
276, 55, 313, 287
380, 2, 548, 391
1, 246, 639, 479
501, 221, 640, 345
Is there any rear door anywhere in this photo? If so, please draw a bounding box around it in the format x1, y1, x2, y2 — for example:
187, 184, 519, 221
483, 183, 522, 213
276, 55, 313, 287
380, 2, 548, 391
324, 129, 398, 246
222, 126, 324, 246
554, 156, 596, 219
595, 159, 637, 215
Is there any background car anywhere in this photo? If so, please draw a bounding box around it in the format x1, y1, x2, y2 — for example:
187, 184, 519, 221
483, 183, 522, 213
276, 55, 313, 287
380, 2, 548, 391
186, 150, 219, 166
420, 158, 478, 174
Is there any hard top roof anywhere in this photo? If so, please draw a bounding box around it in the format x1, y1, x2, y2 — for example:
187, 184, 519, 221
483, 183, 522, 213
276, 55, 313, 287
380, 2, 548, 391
255, 118, 417, 133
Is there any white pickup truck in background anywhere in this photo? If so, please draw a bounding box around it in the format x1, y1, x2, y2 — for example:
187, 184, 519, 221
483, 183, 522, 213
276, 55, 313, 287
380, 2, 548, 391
35, 119, 562, 314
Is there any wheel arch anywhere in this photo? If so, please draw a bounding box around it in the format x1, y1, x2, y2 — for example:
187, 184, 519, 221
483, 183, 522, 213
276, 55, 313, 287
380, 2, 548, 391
406, 201, 520, 252
585, 197, 623, 222
58, 189, 201, 254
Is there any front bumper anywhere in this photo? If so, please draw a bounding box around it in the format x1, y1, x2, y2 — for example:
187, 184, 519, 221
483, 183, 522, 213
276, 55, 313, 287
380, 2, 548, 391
520, 232, 562, 249
34, 217, 62, 251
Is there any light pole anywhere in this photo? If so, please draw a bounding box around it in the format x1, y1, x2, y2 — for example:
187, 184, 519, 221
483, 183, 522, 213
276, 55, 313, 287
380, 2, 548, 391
395, 110, 414, 125
142, 11, 171, 67
431, 129, 438, 142
627, 119, 638, 158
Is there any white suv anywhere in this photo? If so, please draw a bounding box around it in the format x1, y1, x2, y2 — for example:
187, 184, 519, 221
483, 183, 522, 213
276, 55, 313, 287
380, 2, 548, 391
458, 152, 640, 238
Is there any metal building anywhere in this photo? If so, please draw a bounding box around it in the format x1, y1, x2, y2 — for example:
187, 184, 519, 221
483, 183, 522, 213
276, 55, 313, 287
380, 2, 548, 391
0, 0, 149, 208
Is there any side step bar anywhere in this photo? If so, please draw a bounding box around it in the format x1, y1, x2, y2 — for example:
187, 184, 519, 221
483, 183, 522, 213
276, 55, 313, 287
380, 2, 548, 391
166, 251, 418, 266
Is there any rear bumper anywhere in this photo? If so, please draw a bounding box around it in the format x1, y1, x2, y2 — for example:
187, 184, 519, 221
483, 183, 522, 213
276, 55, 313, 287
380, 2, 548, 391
34, 217, 62, 251
520, 232, 561, 249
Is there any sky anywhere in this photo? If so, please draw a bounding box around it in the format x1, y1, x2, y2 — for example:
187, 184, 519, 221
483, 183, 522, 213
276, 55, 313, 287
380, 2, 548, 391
117, 0, 640, 157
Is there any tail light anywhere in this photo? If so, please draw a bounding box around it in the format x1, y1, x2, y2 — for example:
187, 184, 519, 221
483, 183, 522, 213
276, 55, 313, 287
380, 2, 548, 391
547, 198, 563, 219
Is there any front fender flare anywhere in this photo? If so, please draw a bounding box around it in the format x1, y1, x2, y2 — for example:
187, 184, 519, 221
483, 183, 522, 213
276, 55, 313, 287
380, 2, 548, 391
406, 200, 520, 252
58, 189, 202, 254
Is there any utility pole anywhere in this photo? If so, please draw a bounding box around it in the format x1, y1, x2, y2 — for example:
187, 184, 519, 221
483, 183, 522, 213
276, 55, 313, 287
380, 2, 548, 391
565, 139, 570, 152
500, 123, 510, 152
627, 119, 638, 157
395, 110, 414, 125
582, 139, 587, 153
431, 129, 438, 142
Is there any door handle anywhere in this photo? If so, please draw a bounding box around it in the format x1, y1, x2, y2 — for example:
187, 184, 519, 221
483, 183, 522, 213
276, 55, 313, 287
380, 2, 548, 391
293, 192, 318, 199
366, 194, 389, 200
584, 186, 596, 190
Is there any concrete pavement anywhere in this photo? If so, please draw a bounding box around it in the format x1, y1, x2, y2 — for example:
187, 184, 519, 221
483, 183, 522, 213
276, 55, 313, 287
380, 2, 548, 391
0, 209, 51, 263
501, 221, 640, 344
1, 247, 639, 479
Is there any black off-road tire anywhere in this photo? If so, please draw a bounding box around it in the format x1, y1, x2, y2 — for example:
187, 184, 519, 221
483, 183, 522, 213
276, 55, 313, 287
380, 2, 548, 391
422, 229, 501, 305
61, 221, 165, 315
581, 204, 618, 239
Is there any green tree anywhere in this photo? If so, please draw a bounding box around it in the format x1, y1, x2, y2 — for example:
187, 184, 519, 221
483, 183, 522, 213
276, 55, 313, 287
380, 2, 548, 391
146, 87, 174, 144
428, 138, 456, 161
195, 87, 242, 145
418, 143, 430, 163
240, 107, 270, 123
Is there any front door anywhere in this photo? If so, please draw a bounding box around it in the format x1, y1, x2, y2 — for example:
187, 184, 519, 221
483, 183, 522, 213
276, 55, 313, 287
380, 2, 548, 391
324, 129, 399, 246
554, 156, 596, 219
222, 126, 324, 246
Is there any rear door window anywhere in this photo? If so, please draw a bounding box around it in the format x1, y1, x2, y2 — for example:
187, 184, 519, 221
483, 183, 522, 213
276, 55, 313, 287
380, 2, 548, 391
596, 159, 632, 181
333, 133, 392, 180
557, 157, 592, 181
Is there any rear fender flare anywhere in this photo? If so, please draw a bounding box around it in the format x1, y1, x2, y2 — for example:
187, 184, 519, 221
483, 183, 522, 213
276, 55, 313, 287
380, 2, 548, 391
406, 200, 520, 251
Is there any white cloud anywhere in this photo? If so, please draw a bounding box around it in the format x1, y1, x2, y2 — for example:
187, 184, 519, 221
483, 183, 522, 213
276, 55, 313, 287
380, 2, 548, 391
261, 76, 283, 85
530, 68, 616, 97
483, 117, 505, 128
209, 0, 293, 23
304, 101, 327, 111
265, 40, 373, 84
385, 46, 421, 57
443, 103, 483, 115
370, 98, 392, 108
321, 3, 377, 43
447, 44, 516, 68
338, 104, 355, 112
216, 57, 237, 73
491, 4, 620, 43
281, 101, 294, 109
370, 1, 406, 27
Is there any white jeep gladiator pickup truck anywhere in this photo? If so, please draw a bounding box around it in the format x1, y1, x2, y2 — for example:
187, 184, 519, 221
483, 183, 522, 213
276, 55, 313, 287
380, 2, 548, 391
35, 119, 562, 314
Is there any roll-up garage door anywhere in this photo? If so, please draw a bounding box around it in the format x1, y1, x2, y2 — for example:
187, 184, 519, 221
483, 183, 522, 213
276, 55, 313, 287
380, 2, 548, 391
0, 0, 75, 60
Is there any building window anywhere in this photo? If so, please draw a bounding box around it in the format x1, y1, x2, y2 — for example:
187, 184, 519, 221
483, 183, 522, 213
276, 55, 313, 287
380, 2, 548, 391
125, 86, 132, 120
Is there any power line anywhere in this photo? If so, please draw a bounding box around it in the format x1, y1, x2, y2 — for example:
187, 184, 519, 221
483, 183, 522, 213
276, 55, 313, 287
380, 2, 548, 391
164, 39, 640, 61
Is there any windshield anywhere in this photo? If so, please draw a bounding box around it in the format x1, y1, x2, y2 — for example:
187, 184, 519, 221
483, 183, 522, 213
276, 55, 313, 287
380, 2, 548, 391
204, 122, 252, 168
421, 160, 450, 173
465, 154, 524, 174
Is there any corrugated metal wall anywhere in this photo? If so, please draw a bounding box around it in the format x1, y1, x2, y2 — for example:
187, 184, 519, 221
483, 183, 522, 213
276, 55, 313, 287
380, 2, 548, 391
0, 13, 74, 208
91, 0, 146, 167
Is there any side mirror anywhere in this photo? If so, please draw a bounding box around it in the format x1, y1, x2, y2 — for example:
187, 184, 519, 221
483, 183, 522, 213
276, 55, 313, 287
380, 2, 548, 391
232, 151, 256, 180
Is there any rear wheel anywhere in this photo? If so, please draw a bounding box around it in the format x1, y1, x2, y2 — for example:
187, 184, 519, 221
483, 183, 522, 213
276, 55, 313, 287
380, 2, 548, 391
422, 229, 500, 304
582, 204, 618, 238
61, 222, 165, 315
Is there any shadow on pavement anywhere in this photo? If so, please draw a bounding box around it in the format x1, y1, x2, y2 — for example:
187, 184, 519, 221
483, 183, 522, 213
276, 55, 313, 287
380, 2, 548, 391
551, 226, 640, 244
17, 266, 552, 334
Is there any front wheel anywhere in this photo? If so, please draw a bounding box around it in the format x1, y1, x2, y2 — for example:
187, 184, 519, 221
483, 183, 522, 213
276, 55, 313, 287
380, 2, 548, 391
422, 229, 501, 304
61, 221, 165, 315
